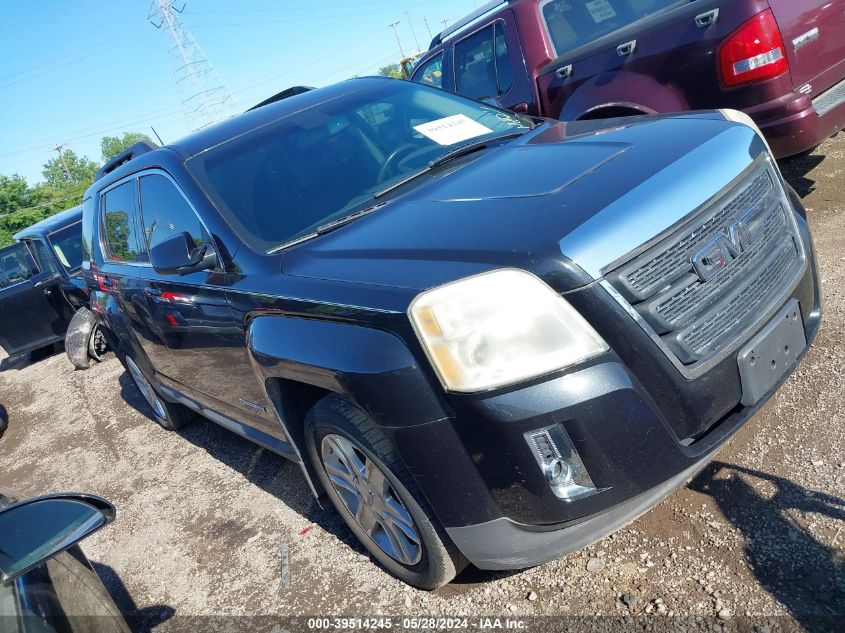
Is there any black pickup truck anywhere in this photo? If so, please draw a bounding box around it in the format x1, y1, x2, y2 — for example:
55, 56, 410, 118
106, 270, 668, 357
81, 78, 819, 588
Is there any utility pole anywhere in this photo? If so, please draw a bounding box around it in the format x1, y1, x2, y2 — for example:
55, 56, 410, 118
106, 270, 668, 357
423, 17, 433, 40
52, 144, 73, 183
388, 19, 405, 58
441, 18, 449, 29
405, 11, 421, 51
149, 0, 234, 131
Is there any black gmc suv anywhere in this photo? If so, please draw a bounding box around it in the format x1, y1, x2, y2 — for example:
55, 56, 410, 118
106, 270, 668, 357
80, 78, 820, 589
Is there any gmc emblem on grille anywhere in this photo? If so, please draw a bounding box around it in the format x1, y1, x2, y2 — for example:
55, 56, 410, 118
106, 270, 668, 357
691, 210, 763, 282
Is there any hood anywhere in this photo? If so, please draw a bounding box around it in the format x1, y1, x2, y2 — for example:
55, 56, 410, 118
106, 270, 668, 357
282, 113, 764, 293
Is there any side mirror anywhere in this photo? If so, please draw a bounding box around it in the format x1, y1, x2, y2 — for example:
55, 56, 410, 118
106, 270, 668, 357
149, 232, 216, 276
0, 494, 115, 585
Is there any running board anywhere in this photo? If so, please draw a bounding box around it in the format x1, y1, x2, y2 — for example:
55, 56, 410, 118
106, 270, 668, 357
158, 384, 299, 461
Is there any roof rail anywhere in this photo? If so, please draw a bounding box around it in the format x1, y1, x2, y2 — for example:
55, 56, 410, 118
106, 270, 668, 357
95, 141, 158, 181
429, 0, 508, 48
248, 86, 315, 111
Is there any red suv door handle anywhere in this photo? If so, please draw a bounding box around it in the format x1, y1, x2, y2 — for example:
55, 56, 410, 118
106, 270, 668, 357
617, 40, 637, 57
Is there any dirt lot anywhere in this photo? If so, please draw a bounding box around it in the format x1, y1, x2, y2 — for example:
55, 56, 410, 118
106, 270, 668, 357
1, 135, 844, 633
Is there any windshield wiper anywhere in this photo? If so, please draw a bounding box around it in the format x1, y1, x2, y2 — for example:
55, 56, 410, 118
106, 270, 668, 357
266, 203, 387, 254
315, 203, 387, 235
374, 131, 526, 200
427, 131, 525, 169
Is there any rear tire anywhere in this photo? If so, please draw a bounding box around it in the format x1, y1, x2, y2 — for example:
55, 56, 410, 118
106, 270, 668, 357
118, 350, 195, 431
65, 308, 110, 370
305, 394, 465, 589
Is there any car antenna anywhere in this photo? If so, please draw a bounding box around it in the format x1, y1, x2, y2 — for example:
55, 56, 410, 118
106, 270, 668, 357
150, 126, 165, 145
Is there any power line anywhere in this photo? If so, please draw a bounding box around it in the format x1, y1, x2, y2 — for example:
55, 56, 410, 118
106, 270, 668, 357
0, 29, 145, 85
405, 11, 421, 52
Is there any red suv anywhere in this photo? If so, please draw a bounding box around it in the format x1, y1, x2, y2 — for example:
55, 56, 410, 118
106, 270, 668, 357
411, 0, 845, 158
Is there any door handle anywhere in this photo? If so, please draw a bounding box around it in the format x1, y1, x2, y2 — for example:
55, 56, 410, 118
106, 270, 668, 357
617, 40, 637, 57
555, 64, 573, 80
695, 8, 719, 28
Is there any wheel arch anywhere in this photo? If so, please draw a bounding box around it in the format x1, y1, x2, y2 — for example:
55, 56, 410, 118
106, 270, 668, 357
557, 71, 690, 122
247, 315, 452, 495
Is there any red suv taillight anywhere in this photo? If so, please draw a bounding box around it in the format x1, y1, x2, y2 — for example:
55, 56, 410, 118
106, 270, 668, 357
719, 9, 789, 88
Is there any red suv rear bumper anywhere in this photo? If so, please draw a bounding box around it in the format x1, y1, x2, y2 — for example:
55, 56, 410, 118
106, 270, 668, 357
749, 80, 845, 158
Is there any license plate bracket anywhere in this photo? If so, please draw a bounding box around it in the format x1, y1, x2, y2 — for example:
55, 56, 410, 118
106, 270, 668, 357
737, 299, 806, 406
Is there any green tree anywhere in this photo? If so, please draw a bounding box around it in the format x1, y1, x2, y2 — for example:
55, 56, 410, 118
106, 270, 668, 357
378, 64, 403, 79
101, 132, 154, 162
0, 175, 29, 216
41, 149, 98, 189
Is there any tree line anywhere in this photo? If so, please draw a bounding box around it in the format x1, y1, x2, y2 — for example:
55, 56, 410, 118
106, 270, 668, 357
0, 132, 152, 247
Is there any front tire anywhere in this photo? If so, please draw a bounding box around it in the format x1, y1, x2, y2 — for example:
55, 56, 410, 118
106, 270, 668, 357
119, 351, 195, 431
305, 395, 464, 589
65, 308, 109, 370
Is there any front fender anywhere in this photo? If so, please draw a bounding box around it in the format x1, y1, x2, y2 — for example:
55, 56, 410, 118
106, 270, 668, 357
560, 71, 689, 121
247, 316, 450, 428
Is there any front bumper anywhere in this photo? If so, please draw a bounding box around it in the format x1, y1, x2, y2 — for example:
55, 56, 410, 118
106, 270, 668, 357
385, 211, 821, 570
446, 451, 712, 570
749, 80, 845, 158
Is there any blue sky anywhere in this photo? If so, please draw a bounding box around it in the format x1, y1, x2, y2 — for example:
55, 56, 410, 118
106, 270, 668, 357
0, 0, 482, 183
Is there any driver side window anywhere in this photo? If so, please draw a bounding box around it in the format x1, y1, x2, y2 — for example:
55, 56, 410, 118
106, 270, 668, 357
138, 174, 210, 254
0, 246, 35, 289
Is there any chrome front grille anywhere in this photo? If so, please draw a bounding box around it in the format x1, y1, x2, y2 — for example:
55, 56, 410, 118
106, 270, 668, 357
606, 158, 805, 370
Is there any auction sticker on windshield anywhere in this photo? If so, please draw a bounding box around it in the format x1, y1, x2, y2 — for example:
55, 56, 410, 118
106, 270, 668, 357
586, 0, 616, 23
414, 114, 493, 146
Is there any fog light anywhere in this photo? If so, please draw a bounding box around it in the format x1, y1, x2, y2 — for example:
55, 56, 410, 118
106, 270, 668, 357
543, 457, 572, 485
527, 426, 598, 501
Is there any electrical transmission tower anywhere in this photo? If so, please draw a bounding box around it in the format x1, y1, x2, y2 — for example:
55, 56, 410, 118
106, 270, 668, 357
148, 0, 234, 131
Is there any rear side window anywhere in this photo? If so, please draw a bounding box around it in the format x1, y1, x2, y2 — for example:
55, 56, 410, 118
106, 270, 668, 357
412, 54, 444, 88
454, 22, 513, 100
541, 0, 680, 56
138, 174, 209, 252
102, 181, 147, 263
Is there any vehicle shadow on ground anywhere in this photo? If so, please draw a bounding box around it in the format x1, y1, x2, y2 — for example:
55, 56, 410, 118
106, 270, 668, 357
780, 150, 826, 198
91, 561, 175, 633
688, 461, 845, 633
0, 344, 62, 372
116, 370, 367, 554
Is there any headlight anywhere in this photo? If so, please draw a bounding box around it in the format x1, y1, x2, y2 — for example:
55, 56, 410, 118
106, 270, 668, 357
408, 269, 609, 393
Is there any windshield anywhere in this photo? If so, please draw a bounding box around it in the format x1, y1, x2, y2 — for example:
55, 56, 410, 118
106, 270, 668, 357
188, 80, 531, 252
541, 0, 682, 56
49, 222, 84, 272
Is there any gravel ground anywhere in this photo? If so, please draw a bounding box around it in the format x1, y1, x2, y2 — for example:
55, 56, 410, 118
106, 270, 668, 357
1, 134, 844, 633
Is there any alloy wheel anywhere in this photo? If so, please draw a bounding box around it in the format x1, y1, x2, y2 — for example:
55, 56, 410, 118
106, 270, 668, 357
88, 325, 108, 361
125, 356, 167, 420
321, 433, 422, 565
